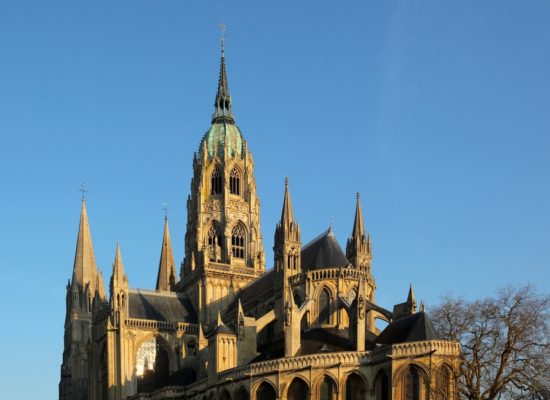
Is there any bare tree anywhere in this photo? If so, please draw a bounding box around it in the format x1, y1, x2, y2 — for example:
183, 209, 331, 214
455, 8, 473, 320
431, 285, 550, 400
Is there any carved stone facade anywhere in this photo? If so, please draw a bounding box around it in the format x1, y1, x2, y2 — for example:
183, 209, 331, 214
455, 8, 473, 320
60, 47, 460, 400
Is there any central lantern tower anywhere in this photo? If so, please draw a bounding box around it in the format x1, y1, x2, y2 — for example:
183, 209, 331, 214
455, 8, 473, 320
179, 46, 265, 323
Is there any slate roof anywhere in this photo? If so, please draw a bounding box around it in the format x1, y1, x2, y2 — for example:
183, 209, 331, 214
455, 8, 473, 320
301, 227, 350, 271
128, 289, 197, 323
375, 312, 440, 345
225, 269, 275, 318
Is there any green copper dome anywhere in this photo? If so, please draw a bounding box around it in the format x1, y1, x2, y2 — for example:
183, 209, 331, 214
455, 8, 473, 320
201, 122, 244, 159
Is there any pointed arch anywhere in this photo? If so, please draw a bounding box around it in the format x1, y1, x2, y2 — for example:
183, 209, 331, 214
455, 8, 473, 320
220, 389, 232, 400
344, 371, 367, 400
231, 223, 246, 260
374, 369, 389, 400
318, 374, 337, 400
234, 386, 249, 400
435, 364, 453, 400
256, 381, 276, 400
135, 335, 171, 393
229, 165, 242, 196
211, 165, 223, 195
288, 377, 309, 400
319, 287, 331, 325
401, 364, 429, 400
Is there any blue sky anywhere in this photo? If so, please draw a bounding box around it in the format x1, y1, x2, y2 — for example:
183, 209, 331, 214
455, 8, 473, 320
1, 1, 549, 398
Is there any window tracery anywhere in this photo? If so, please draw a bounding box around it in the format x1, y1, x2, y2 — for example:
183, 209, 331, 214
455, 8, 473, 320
211, 166, 222, 195
231, 224, 245, 259
229, 167, 241, 195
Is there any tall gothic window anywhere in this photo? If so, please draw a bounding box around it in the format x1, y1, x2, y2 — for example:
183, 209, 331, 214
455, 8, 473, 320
231, 224, 245, 259
436, 366, 452, 400
320, 376, 335, 400
256, 382, 276, 400
229, 167, 241, 195
211, 166, 222, 195
404, 366, 424, 400
319, 288, 331, 325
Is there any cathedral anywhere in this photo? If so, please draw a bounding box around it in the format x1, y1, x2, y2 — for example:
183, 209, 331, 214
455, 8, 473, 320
59, 44, 460, 400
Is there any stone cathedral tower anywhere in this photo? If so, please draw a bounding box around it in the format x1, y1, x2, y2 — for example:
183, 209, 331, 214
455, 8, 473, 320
179, 46, 265, 324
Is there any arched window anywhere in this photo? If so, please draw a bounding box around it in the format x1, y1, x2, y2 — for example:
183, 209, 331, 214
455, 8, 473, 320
207, 225, 223, 262
234, 386, 249, 400
231, 224, 245, 259
436, 366, 452, 400
256, 382, 276, 400
320, 376, 335, 400
319, 288, 331, 325
211, 166, 222, 195
346, 373, 367, 400
404, 366, 427, 400
374, 370, 389, 400
136, 337, 170, 394
220, 390, 231, 400
288, 378, 309, 400
229, 167, 241, 195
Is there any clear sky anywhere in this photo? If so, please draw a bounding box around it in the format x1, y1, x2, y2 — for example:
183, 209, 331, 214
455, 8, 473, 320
1, 1, 549, 398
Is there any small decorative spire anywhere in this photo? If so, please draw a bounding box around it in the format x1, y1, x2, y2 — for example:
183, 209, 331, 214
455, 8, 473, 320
280, 177, 295, 225
156, 215, 177, 291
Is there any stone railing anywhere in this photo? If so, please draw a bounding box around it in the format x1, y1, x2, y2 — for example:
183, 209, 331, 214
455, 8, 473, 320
289, 267, 371, 285
128, 386, 187, 400
218, 350, 373, 382
389, 340, 461, 358
125, 318, 198, 333
207, 262, 261, 277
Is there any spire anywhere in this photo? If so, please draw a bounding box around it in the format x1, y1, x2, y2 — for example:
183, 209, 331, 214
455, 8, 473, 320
352, 192, 366, 239
212, 28, 234, 124
407, 284, 417, 313
280, 177, 295, 225
110, 243, 127, 292
156, 216, 177, 291
72, 199, 98, 292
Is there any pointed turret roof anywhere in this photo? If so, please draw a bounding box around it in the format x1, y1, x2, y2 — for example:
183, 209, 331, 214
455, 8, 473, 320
111, 243, 127, 289
281, 177, 295, 225
156, 216, 177, 291
212, 41, 234, 124
407, 284, 417, 310
72, 199, 98, 291
351, 193, 366, 239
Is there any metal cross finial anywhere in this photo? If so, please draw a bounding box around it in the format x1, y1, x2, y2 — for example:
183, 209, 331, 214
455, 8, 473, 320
162, 202, 169, 219
219, 22, 226, 54
79, 182, 88, 200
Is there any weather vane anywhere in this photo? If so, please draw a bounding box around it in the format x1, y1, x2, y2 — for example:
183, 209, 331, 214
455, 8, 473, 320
79, 182, 88, 200
162, 202, 169, 218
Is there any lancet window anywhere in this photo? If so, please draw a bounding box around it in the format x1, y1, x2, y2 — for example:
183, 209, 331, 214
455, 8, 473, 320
231, 224, 246, 259
319, 288, 331, 325
229, 167, 241, 196
211, 166, 222, 195
404, 366, 427, 400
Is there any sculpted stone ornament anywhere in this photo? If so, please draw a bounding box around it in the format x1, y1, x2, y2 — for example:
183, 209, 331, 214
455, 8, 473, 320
358, 295, 365, 320
285, 302, 292, 326
238, 314, 245, 339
